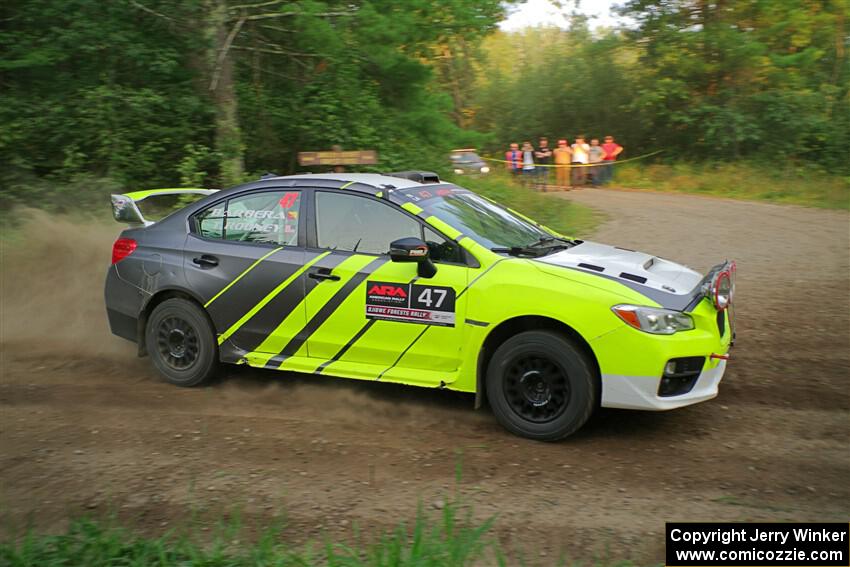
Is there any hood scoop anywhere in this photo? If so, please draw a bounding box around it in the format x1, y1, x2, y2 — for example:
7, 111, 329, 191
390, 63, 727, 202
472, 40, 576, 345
619, 272, 648, 284
578, 262, 605, 272
535, 240, 703, 297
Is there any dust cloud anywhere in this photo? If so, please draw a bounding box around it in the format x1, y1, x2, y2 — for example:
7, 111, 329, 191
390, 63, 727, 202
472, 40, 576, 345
1, 209, 133, 359
0, 209, 477, 420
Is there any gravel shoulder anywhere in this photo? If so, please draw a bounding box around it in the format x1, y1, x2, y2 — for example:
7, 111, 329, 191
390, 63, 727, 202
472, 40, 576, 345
1, 195, 848, 562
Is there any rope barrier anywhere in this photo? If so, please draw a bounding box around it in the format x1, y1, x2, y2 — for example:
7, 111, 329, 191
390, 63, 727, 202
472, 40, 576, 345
482, 149, 664, 168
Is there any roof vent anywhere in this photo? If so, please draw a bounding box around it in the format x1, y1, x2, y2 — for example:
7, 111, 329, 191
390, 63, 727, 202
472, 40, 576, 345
387, 171, 440, 184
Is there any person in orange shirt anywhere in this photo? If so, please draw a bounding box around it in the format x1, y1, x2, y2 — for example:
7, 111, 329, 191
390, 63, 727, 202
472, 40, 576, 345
552, 139, 572, 189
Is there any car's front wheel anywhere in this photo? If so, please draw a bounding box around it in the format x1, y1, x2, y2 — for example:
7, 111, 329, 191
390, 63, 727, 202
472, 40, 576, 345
145, 298, 218, 387
486, 330, 597, 441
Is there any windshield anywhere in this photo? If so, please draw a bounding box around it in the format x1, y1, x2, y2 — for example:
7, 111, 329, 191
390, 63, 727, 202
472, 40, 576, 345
393, 185, 553, 249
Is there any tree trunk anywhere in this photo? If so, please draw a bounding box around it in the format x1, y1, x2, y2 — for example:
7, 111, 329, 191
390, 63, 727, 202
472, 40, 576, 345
206, 0, 245, 186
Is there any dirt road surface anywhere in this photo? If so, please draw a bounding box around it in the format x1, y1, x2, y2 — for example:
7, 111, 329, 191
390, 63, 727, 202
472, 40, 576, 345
2, 192, 848, 563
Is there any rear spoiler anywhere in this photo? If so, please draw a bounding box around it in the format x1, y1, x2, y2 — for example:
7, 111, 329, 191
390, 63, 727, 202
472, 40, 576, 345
111, 188, 218, 226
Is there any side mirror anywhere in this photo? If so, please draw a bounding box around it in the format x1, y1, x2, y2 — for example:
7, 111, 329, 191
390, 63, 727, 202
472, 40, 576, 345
389, 237, 437, 278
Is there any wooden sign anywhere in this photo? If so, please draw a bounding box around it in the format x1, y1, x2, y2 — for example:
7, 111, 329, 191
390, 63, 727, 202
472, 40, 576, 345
298, 149, 378, 166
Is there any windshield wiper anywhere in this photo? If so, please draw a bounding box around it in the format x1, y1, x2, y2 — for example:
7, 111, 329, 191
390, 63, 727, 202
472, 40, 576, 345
527, 235, 574, 248
490, 236, 574, 258
489, 245, 552, 258
490, 246, 529, 256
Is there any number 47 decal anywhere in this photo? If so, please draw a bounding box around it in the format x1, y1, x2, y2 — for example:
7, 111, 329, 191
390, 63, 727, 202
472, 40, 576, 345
417, 287, 447, 309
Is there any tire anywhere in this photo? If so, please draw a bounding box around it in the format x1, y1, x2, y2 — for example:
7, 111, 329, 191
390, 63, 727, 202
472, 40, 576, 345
145, 298, 218, 387
486, 330, 596, 441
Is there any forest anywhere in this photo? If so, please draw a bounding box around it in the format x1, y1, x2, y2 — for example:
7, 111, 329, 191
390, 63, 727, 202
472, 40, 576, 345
1, 0, 848, 208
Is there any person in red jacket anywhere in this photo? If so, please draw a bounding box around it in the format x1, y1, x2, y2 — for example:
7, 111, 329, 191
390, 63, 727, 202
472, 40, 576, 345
601, 135, 624, 185
505, 143, 522, 175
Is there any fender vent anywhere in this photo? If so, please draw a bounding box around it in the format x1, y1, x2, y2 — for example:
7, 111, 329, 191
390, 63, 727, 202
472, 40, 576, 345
578, 263, 605, 272
620, 272, 647, 284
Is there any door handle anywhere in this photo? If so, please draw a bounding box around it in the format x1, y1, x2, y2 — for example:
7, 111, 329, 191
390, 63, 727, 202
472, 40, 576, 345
309, 267, 341, 282
192, 255, 219, 268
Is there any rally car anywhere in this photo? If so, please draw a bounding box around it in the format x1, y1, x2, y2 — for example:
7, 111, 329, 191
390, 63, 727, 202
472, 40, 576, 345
105, 172, 734, 441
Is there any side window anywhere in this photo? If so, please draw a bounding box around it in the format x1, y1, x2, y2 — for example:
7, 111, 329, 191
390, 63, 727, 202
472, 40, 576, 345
196, 190, 301, 246
315, 192, 420, 255
198, 205, 225, 239
424, 226, 464, 264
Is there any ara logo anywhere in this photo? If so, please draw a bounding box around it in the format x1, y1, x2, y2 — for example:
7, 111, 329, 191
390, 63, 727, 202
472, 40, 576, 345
368, 284, 407, 298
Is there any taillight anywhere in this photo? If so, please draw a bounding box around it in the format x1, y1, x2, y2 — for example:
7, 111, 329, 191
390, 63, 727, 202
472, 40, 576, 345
111, 238, 137, 264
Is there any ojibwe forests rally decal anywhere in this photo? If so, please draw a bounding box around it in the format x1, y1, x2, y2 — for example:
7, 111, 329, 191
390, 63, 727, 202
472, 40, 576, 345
365, 281, 456, 327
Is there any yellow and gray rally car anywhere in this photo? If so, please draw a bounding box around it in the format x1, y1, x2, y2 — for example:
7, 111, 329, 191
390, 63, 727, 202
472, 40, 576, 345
106, 171, 735, 440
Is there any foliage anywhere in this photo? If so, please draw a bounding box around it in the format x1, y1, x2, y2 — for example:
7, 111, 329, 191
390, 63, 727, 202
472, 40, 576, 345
0, 501, 503, 567
469, 1, 850, 174
178, 144, 221, 188
0, 0, 213, 194
614, 161, 850, 209
1, 0, 846, 210
0, 0, 505, 207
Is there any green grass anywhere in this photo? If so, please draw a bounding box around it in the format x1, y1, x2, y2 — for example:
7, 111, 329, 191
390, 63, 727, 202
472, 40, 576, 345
613, 161, 849, 209
1, 502, 505, 567
446, 172, 602, 238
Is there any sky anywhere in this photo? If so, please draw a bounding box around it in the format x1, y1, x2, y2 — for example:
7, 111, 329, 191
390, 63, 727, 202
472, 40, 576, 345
499, 0, 630, 31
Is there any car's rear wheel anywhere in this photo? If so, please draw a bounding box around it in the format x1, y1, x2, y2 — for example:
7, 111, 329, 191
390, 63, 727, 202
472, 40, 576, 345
486, 330, 596, 441
146, 298, 218, 387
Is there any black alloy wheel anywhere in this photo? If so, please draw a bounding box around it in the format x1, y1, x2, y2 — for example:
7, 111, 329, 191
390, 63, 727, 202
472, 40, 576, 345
503, 354, 570, 423
146, 298, 218, 387
156, 316, 200, 370
486, 330, 596, 441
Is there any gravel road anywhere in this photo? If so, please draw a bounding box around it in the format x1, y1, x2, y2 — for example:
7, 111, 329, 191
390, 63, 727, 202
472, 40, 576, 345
1, 192, 848, 562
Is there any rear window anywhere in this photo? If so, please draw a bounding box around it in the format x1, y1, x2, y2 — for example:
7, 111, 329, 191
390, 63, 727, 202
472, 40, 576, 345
195, 190, 301, 246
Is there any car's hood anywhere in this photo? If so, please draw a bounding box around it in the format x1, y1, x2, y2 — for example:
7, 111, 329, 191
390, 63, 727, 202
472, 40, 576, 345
535, 241, 704, 310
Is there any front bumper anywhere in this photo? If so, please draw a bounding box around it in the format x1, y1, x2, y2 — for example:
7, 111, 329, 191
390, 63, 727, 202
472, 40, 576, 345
600, 360, 726, 410
591, 299, 732, 411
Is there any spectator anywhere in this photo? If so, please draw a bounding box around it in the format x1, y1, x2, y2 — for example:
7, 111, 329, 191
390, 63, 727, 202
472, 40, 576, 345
553, 139, 572, 189
521, 141, 536, 185
601, 135, 623, 185
505, 143, 522, 175
570, 135, 590, 187
535, 137, 553, 190
588, 138, 606, 186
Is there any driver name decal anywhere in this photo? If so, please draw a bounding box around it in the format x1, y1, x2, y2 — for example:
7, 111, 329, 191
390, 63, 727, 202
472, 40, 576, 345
365, 281, 455, 327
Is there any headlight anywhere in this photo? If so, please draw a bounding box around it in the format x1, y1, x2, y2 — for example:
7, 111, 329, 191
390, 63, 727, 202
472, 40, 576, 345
611, 305, 695, 335
453, 168, 464, 175
480, 166, 490, 173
